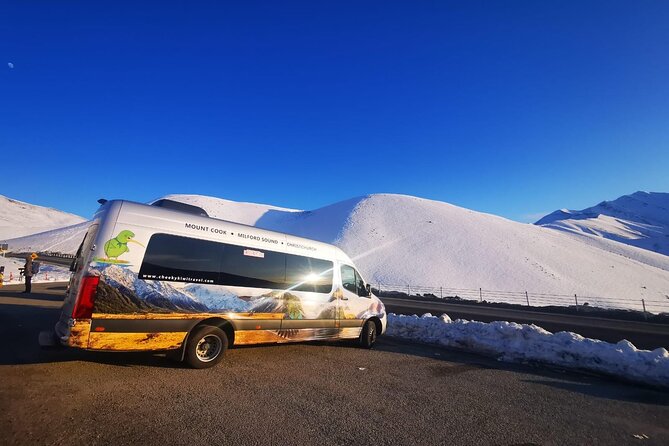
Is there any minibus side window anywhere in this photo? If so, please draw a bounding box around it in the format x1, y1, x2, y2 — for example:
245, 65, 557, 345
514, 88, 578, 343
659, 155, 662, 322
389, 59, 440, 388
139, 234, 221, 284
219, 245, 286, 289
340, 265, 357, 294
286, 254, 333, 293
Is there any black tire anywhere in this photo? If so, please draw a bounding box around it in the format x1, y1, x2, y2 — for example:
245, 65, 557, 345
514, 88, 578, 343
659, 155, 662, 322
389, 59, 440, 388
359, 320, 377, 349
185, 325, 228, 369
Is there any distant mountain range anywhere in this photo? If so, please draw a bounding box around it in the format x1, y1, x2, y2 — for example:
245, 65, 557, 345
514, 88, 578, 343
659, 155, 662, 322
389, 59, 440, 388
535, 191, 669, 257
2, 191, 668, 303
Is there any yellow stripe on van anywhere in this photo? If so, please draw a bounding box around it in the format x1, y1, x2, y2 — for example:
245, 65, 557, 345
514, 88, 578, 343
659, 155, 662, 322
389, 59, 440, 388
88, 332, 187, 351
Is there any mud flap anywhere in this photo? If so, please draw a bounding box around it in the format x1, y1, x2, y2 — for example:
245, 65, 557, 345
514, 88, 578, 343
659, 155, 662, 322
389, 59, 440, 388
38, 330, 61, 349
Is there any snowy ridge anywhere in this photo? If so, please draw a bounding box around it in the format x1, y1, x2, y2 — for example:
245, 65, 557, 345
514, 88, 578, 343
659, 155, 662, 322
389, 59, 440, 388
387, 313, 669, 387
0, 194, 85, 240
536, 191, 669, 257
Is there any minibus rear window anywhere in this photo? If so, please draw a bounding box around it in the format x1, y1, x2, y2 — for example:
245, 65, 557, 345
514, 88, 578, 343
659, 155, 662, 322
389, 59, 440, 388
139, 234, 221, 284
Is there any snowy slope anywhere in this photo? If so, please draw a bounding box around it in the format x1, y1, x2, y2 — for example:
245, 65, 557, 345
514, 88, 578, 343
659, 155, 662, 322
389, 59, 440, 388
536, 191, 669, 257
4, 193, 669, 309
0, 194, 85, 240
5, 221, 91, 254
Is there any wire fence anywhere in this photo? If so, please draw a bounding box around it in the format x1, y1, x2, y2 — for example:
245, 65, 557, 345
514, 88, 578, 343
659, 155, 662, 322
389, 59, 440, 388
373, 283, 669, 316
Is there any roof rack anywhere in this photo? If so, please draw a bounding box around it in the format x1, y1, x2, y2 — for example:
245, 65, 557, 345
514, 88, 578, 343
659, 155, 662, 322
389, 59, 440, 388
151, 199, 209, 217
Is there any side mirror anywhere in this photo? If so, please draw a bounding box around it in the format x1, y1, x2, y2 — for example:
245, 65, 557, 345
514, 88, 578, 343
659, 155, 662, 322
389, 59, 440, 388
365, 283, 372, 296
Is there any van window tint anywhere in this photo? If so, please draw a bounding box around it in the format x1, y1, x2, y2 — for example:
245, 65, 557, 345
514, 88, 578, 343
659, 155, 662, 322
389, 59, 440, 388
286, 255, 333, 293
139, 234, 221, 284
139, 233, 335, 292
341, 265, 357, 294
219, 245, 286, 289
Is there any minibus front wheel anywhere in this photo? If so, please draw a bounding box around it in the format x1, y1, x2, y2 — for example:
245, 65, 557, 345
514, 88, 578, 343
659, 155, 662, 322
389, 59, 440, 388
185, 325, 229, 369
359, 320, 378, 349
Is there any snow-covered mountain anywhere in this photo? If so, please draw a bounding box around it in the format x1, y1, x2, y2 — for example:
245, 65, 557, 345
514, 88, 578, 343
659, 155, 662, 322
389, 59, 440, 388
0, 194, 85, 240
536, 191, 669, 257
4, 193, 669, 305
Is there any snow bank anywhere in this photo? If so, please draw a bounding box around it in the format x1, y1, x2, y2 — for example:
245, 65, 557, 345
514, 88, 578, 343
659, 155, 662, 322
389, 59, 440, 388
387, 313, 669, 387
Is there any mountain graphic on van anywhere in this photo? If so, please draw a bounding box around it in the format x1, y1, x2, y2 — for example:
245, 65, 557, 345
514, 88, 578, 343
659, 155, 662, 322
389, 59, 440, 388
249, 291, 305, 319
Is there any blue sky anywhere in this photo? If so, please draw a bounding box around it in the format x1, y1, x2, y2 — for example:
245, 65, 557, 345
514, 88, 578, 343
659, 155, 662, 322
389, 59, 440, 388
1, 1, 668, 222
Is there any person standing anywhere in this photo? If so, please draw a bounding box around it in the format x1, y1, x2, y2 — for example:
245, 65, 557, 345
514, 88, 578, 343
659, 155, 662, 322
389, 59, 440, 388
23, 255, 34, 293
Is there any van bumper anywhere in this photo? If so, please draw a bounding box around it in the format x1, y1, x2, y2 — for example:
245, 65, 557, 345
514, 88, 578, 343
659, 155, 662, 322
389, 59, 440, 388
54, 318, 91, 349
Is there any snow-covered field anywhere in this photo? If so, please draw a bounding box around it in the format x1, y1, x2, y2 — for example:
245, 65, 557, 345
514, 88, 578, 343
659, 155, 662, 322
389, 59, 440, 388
0, 194, 85, 240
3, 192, 669, 312
0, 257, 71, 285
388, 313, 669, 387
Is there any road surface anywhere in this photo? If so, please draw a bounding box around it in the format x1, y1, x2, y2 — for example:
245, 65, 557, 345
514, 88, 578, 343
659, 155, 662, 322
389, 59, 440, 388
1, 283, 668, 445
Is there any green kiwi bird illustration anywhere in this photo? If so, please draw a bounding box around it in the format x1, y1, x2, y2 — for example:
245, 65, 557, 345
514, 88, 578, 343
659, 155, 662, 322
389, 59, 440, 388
104, 230, 145, 260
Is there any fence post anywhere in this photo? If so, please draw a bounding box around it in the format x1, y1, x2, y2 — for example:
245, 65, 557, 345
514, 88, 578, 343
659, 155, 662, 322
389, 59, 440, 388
574, 294, 578, 312
525, 291, 530, 306
440, 286, 443, 299
407, 285, 410, 296
642, 299, 648, 320
479, 288, 482, 302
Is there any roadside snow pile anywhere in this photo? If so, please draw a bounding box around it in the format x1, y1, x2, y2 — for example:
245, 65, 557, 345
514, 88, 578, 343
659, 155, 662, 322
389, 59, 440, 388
387, 313, 669, 387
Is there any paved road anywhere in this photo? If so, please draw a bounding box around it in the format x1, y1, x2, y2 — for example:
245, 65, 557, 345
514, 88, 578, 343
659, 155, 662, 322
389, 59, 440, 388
383, 297, 669, 350
1, 283, 668, 446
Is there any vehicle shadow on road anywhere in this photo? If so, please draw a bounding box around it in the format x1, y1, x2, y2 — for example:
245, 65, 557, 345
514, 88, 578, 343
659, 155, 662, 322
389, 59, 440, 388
522, 378, 669, 405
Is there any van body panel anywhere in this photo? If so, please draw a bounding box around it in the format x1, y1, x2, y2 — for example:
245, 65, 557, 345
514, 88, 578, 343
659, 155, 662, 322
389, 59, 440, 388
57, 199, 387, 352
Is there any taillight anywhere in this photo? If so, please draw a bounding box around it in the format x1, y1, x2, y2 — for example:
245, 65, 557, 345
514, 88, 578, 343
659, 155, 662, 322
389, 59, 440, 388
72, 276, 100, 319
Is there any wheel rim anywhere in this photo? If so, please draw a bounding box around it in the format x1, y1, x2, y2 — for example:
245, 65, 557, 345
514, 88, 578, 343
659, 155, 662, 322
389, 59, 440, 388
195, 334, 222, 362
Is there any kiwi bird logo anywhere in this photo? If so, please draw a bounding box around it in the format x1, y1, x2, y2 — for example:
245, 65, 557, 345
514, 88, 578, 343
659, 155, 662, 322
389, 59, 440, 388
103, 230, 145, 260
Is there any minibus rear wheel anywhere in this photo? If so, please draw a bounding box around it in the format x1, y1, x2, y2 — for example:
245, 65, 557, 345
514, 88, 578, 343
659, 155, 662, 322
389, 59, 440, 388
185, 325, 228, 369
359, 320, 377, 349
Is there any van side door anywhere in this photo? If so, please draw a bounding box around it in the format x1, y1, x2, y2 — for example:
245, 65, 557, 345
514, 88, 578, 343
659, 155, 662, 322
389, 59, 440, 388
281, 254, 336, 330
338, 264, 369, 330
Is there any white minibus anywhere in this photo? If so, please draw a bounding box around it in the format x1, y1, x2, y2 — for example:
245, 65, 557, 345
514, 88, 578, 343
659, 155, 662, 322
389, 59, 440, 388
54, 199, 386, 368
